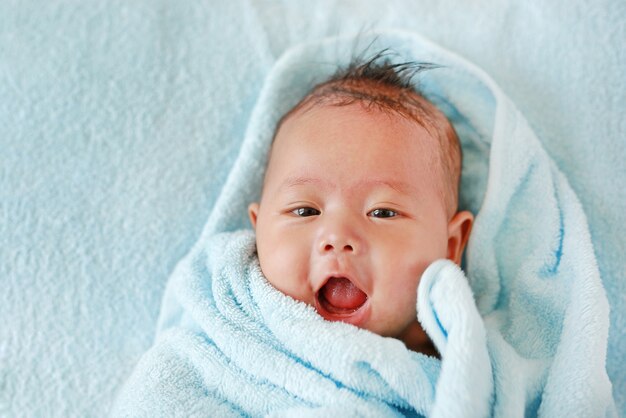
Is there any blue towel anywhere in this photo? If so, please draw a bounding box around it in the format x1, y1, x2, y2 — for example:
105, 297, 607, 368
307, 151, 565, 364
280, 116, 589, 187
112, 31, 616, 417
113, 230, 488, 416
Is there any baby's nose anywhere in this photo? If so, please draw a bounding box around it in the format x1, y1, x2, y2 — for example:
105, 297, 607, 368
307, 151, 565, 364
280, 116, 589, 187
318, 229, 359, 255
316, 211, 363, 255
321, 240, 354, 253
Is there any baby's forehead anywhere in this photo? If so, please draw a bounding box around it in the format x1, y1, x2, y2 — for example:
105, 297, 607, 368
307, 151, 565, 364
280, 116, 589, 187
278, 79, 451, 139
276, 97, 446, 155
271, 101, 445, 176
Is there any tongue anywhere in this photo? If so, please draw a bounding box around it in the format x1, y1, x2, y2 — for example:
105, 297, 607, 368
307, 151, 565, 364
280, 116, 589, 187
321, 277, 367, 310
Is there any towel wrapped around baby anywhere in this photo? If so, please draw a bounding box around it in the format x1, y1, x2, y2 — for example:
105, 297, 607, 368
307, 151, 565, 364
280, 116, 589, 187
112, 230, 490, 417
111, 31, 616, 417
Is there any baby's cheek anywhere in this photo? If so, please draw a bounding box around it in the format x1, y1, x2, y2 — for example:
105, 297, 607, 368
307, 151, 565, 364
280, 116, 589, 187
376, 277, 418, 314
259, 239, 311, 303
373, 253, 425, 302
395, 281, 419, 313
369, 290, 418, 337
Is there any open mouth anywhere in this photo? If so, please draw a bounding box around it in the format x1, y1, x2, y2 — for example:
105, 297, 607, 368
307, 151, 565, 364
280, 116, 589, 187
315, 276, 369, 323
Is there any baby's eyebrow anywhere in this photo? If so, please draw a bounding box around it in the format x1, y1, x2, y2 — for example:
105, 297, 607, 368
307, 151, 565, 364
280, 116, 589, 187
364, 179, 416, 196
279, 176, 415, 196
281, 176, 328, 188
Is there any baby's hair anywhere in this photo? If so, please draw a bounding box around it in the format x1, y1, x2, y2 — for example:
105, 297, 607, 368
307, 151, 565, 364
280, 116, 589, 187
276, 49, 462, 217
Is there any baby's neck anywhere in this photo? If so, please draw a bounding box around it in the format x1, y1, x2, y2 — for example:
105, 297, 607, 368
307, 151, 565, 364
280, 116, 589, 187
398, 321, 440, 358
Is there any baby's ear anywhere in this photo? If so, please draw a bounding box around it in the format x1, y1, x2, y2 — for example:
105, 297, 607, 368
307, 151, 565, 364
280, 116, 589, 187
248, 203, 259, 229
446, 210, 474, 264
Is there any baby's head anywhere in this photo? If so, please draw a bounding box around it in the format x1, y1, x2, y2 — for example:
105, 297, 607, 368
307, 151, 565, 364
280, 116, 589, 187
248, 53, 473, 353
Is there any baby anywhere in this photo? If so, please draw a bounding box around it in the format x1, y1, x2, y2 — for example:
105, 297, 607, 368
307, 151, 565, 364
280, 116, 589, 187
248, 54, 473, 356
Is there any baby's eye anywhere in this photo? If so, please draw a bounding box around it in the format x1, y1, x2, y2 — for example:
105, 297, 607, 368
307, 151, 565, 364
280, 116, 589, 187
368, 208, 398, 218
292, 207, 321, 217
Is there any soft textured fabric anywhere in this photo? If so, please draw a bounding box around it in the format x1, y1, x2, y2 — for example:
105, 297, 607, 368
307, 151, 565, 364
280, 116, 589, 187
112, 231, 459, 417
2, 2, 624, 417
113, 31, 616, 417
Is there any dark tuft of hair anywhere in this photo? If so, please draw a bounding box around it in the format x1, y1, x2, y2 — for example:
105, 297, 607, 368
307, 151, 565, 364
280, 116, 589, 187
286, 48, 443, 126
328, 48, 440, 91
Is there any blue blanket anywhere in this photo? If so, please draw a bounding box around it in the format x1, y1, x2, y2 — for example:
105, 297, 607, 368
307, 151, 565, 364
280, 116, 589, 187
112, 231, 458, 416
112, 31, 616, 417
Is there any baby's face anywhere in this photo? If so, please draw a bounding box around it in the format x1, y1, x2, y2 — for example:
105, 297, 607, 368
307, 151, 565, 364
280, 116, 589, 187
249, 102, 468, 351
